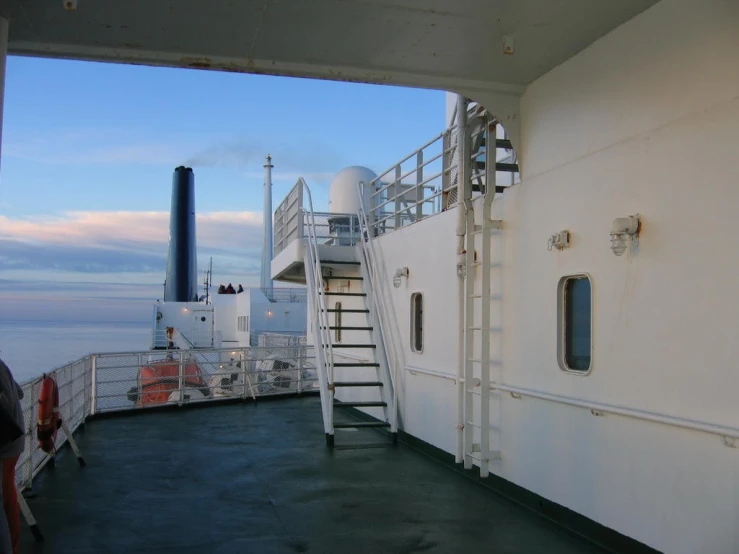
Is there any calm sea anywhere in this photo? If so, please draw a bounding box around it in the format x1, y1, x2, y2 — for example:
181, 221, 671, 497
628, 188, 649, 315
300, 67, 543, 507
0, 320, 151, 384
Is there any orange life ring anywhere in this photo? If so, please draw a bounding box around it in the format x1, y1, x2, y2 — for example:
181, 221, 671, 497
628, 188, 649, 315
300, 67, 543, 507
37, 375, 61, 453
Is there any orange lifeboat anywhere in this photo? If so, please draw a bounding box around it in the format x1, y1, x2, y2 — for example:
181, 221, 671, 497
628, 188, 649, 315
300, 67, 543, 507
131, 360, 210, 407
37, 375, 61, 453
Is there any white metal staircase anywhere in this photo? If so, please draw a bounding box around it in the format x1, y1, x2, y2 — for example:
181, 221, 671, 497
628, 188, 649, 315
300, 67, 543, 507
298, 178, 397, 448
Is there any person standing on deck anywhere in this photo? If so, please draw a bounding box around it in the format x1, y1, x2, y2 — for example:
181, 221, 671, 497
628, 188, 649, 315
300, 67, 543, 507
0, 358, 24, 554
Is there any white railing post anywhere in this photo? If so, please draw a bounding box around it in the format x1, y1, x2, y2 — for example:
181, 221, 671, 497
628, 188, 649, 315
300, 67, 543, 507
24, 379, 36, 487
90, 355, 98, 416
178, 351, 185, 405
416, 150, 424, 222
298, 177, 334, 436
356, 181, 401, 435
394, 165, 402, 230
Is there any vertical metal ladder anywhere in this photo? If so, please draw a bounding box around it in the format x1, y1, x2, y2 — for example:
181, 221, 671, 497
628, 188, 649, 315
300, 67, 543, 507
460, 105, 513, 477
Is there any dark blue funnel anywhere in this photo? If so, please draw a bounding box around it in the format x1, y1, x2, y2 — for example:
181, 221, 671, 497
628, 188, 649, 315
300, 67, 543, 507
164, 166, 197, 302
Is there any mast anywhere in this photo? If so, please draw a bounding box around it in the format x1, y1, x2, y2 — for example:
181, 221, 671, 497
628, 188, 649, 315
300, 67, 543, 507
261, 154, 274, 300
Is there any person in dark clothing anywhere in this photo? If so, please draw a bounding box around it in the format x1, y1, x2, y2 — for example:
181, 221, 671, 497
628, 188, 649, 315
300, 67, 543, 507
0, 357, 24, 554
237, 285, 244, 294
217, 285, 226, 294
225, 283, 236, 294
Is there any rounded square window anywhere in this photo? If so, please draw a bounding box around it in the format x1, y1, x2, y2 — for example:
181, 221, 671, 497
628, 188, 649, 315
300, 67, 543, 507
558, 275, 592, 373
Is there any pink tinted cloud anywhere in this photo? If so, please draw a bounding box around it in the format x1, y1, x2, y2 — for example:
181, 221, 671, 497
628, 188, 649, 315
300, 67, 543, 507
0, 210, 264, 250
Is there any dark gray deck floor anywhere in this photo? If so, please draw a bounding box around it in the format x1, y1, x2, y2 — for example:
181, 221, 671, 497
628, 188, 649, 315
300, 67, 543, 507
20, 396, 605, 554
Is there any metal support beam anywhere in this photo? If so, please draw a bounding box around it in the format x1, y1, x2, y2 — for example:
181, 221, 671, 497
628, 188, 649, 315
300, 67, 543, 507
0, 17, 8, 176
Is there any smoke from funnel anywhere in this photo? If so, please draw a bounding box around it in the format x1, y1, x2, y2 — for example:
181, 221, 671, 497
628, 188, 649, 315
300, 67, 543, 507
164, 166, 198, 302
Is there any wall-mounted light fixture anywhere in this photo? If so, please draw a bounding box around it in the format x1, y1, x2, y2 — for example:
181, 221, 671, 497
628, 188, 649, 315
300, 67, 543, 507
393, 267, 410, 288
547, 230, 570, 251
266, 310, 273, 317
610, 215, 641, 256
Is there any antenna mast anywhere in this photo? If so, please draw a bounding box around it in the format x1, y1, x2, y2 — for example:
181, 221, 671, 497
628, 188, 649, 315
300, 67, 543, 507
261, 154, 274, 300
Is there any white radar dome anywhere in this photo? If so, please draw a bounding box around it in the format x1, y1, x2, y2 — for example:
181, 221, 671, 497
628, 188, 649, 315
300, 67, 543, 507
328, 166, 377, 214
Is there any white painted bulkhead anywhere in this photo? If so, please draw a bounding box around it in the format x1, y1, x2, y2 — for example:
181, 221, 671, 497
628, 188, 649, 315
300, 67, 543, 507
336, 1, 739, 552
213, 289, 307, 347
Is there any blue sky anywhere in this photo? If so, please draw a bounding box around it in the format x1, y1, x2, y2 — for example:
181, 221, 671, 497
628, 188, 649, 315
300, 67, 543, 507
0, 56, 446, 323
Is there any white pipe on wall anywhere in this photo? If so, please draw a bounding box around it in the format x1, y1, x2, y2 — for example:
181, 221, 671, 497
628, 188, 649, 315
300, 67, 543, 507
455, 94, 468, 464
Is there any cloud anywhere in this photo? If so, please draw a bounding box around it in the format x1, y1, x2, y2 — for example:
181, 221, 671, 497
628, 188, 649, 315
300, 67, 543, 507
0, 210, 262, 249
0, 209, 265, 288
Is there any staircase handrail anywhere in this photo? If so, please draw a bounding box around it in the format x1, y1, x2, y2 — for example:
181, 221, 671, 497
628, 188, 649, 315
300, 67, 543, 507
356, 182, 402, 433
296, 177, 334, 434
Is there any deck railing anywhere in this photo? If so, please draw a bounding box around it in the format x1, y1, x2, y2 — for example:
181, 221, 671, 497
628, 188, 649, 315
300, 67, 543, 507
273, 180, 360, 256
15, 341, 315, 490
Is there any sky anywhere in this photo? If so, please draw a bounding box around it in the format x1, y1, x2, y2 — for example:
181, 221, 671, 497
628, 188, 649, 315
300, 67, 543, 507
0, 56, 446, 323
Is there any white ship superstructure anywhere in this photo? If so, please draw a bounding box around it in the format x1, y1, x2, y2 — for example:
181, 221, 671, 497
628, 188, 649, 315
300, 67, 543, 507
3, 2, 739, 552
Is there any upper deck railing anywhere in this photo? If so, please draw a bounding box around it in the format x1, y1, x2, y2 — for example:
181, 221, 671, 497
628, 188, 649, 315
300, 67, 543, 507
273, 181, 360, 256
272, 106, 520, 253
14, 339, 315, 491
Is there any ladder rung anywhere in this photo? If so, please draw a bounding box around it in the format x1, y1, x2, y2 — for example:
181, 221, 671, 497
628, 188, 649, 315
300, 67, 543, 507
325, 276, 364, 280
333, 381, 383, 387
322, 260, 361, 265
322, 309, 369, 313
334, 401, 387, 408
465, 450, 502, 461
334, 421, 390, 429
333, 362, 380, 367
332, 344, 376, 348
467, 294, 482, 298
319, 292, 367, 297
322, 326, 373, 331
466, 359, 503, 365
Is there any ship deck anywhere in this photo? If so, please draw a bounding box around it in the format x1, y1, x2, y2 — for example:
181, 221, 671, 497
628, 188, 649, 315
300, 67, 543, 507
20, 396, 607, 554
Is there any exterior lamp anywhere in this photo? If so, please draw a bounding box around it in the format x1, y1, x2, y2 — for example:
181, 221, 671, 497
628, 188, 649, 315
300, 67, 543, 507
610, 215, 640, 256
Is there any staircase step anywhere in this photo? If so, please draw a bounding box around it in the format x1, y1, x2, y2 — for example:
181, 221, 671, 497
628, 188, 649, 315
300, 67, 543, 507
496, 162, 519, 173
334, 401, 387, 408
496, 138, 513, 149
322, 309, 369, 313
322, 326, 373, 331
333, 362, 380, 367
319, 292, 367, 297
332, 344, 376, 348
333, 381, 383, 387
334, 421, 391, 429
325, 276, 364, 280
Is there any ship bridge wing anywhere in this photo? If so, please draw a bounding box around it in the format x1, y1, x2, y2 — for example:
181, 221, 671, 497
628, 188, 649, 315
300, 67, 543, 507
5, 0, 657, 93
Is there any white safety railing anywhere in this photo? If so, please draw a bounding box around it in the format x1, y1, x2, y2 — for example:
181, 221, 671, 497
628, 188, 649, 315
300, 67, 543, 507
16, 357, 90, 490
356, 183, 400, 433
366, 104, 519, 238
274, 180, 304, 256
262, 287, 308, 303
368, 130, 456, 236
294, 177, 334, 435
150, 329, 218, 350
14, 341, 315, 491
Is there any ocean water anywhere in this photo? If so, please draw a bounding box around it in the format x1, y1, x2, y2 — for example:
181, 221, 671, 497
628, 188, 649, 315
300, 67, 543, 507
0, 320, 151, 384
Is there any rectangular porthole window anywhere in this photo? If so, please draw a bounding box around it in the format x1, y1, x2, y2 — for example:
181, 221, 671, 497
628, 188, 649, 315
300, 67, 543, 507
558, 275, 592, 373
411, 293, 423, 352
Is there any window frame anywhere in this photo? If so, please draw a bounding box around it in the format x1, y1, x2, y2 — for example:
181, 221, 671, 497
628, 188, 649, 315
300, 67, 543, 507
557, 273, 593, 375
410, 292, 424, 353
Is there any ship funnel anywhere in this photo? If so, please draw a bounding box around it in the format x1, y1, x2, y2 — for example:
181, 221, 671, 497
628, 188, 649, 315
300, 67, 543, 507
164, 166, 198, 302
